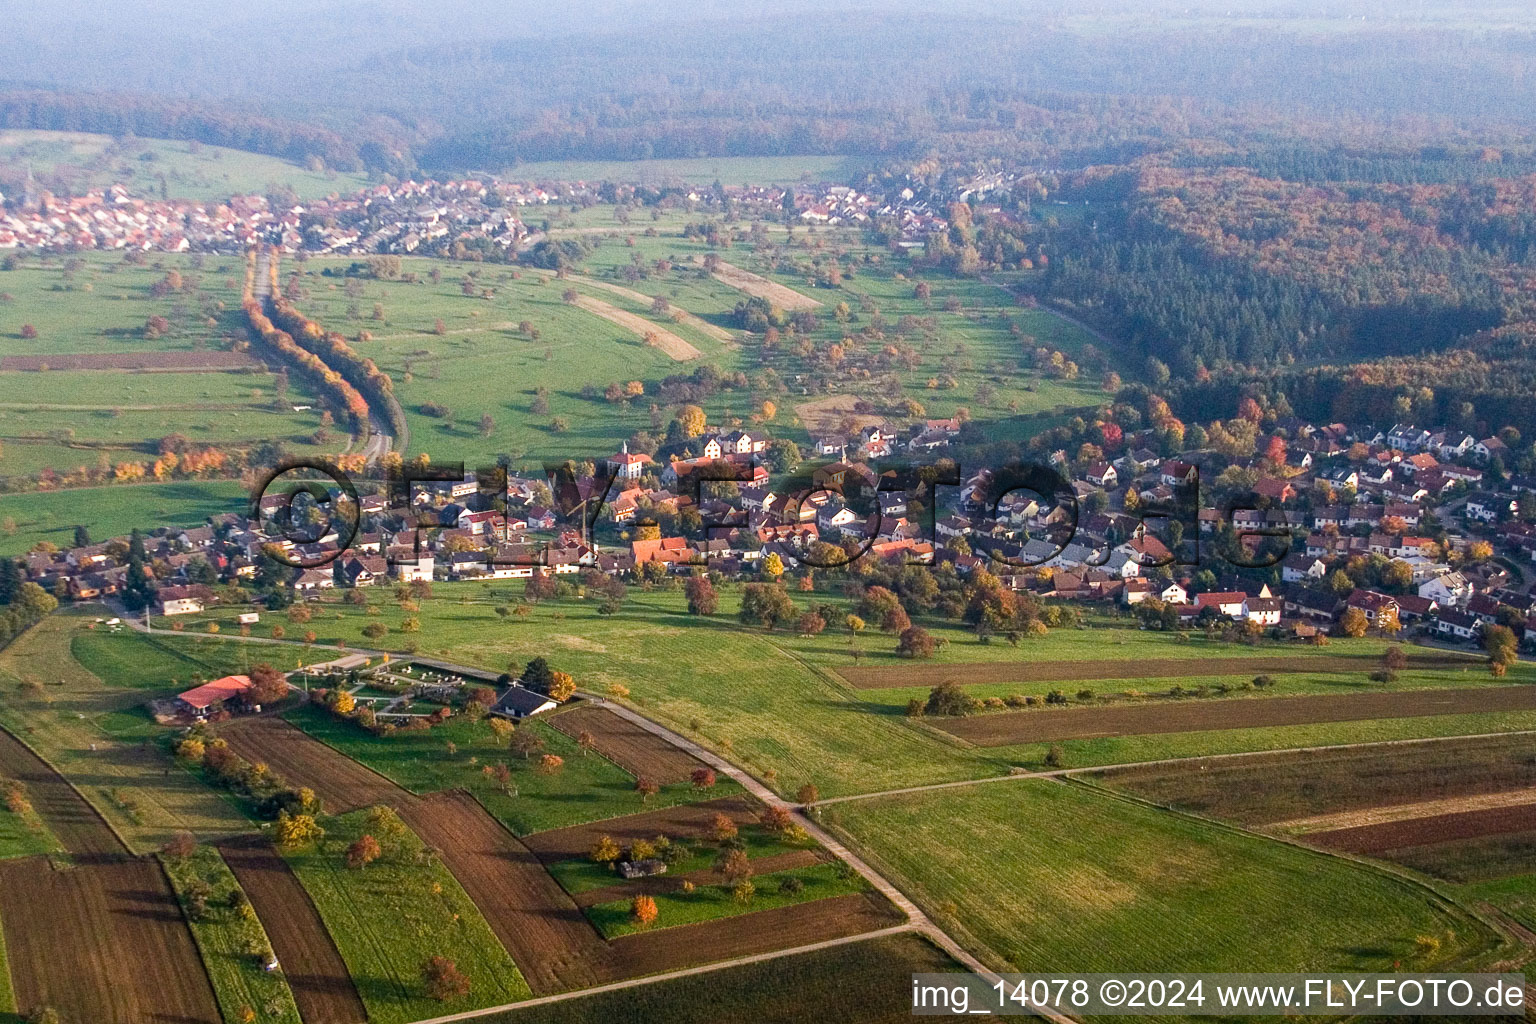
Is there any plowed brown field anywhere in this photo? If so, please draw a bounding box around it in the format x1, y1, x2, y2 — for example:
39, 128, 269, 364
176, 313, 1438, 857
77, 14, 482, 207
548, 706, 706, 784
217, 716, 401, 813
398, 791, 614, 995
220, 837, 366, 1024
0, 726, 125, 861
1309, 803, 1536, 854
0, 855, 219, 1024
938, 686, 1536, 746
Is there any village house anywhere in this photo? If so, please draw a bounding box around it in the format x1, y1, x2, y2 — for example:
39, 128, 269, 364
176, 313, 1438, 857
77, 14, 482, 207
176, 675, 252, 720
155, 585, 205, 616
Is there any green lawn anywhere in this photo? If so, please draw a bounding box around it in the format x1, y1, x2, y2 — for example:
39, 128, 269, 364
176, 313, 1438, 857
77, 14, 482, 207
0, 609, 256, 852
285, 702, 739, 835
0, 130, 370, 202
0, 481, 249, 556
161, 845, 302, 1024
824, 781, 1505, 986
586, 860, 868, 938
189, 588, 1007, 800
282, 808, 531, 1024
546, 823, 814, 895
71, 627, 237, 690
171, 583, 1534, 800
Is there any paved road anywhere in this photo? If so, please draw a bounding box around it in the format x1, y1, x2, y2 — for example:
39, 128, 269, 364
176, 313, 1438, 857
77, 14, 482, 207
591, 699, 1075, 1024
113, 612, 1066, 1021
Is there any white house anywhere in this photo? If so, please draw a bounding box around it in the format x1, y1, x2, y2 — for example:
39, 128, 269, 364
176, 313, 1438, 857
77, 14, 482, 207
158, 586, 205, 616
1419, 571, 1471, 607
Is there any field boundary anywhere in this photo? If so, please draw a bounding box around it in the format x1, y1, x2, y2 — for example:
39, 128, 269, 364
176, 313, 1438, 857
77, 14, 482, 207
1065, 775, 1523, 956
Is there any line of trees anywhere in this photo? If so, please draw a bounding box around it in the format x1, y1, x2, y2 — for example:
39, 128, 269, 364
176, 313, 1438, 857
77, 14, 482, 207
268, 294, 408, 443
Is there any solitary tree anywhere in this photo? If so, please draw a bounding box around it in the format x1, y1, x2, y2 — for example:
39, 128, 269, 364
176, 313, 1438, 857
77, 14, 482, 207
421, 955, 471, 1001
631, 894, 658, 928
346, 834, 382, 869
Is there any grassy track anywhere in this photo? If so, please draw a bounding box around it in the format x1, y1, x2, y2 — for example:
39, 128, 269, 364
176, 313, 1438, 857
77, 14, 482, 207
822, 781, 1504, 983
161, 845, 303, 1024
282, 808, 532, 1023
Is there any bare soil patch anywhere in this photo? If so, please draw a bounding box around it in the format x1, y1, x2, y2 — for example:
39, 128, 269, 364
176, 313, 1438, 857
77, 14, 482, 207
220, 837, 366, 1024
217, 716, 402, 813
939, 686, 1536, 746
1093, 734, 1536, 826
0, 726, 125, 861
548, 705, 707, 785
522, 795, 764, 865
397, 791, 613, 995
0, 855, 220, 1023
1309, 803, 1536, 853
839, 653, 1475, 689
570, 294, 700, 361
707, 260, 823, 310
603, 890, 901, 979
0, 351, 259, 371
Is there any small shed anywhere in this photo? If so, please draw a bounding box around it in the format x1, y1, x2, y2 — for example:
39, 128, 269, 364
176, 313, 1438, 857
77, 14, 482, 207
617, 859, 668, 880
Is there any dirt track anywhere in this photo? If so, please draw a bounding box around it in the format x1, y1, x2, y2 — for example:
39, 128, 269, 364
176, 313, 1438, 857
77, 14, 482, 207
398, 791, 614, 995
570, 295, 701, 361
1309, 803, 1536, 854
218, 716, 402, 813
523, 796, 764, 864
0, 726, 127, 861
938, 685, 1536, 746
0, 856, 220, 1024
220, 837, 367, 1024
838, 653, 1477, 689
708, 260, 823, 310
549, 706, 707, 785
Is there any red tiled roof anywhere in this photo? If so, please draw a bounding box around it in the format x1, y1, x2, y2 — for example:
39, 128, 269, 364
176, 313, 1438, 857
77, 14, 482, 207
177, 675, 251, 709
